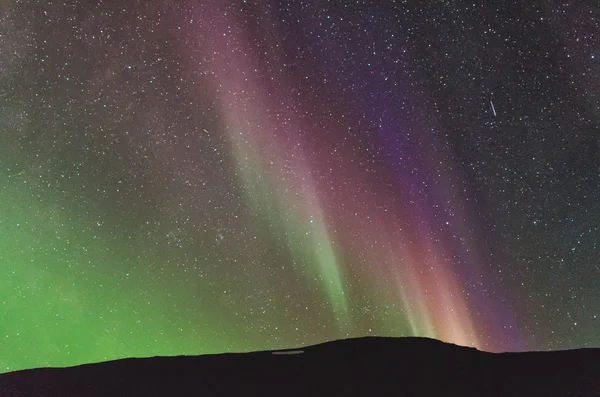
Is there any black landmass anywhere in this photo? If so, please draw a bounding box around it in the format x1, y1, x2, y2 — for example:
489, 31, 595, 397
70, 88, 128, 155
1, 336, 599, 396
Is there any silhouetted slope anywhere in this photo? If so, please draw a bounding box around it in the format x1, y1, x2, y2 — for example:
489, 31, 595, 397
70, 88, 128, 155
1, 337, 599, 396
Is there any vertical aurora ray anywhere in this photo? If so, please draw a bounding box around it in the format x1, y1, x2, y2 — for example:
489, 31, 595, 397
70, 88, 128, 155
193, 4, 351, 333
269, 2, 524, 350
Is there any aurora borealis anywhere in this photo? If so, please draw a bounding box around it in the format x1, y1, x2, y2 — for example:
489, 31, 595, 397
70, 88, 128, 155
1, 0, 599, 373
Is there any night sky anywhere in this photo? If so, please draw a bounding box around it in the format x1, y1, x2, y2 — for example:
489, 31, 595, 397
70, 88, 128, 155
1, 0, 599, 373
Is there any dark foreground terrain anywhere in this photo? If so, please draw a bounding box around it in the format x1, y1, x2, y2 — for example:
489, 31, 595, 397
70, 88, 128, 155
1, 337, 599, 396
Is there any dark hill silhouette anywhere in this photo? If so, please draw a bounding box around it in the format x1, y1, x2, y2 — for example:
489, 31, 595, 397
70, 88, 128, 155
1, 336, 599, 396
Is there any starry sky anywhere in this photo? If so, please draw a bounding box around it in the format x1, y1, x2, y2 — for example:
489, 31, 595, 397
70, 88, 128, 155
1, 0, 599, 373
